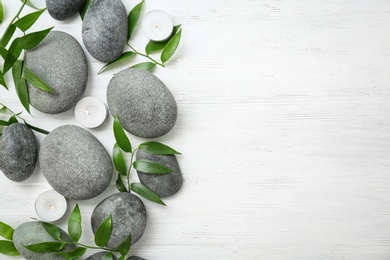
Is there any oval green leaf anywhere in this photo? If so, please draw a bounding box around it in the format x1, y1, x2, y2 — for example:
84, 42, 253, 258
113, 115, 132, 153
0, 24, 16, 47
127, 0, 144, 41
102, 252, 114, 260
94, 214, 112, 247
0, 240, 20, 256
12, 59, 23, 86
79, 0, 91, 20
145, 25, 181, 55
16, 78, 30, 114
55, 247, 87, 259
98, 51, 136, 74
116, 174, 127, 192
14, 9, 46, 32
24, 121, 50, 135
23, 241, 65, 252
118, 256, 125, 260
4, 38, 23, 73
131, 182, 165, 206
0, 120, 10, 126
42, 222, 61, 240
0, 46, 7, 59
0, 222, 14, 240
0, 0, 4, 24
161, 29, 182, 64
24, 66, 57, 94
113, 143, 127, 176
19, 27, 53, 50
8, 115, 18, 124
117, 233, 132, 256
130, 62, 156, 71
133, 159, 173, 175
0, 71, 7, 90
138, 141, 180, 155
68, 204, 82, 242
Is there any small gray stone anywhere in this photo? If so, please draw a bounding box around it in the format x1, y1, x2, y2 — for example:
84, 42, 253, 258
26, 31, 88, 114
91, 193, 147, 248
13, 222, 76, 260
0, 123, 38, 182
127, 257, 147, 260
85, 252, 118, 260
82, 0, 128, 62
46, 0, 86, 20
107, 68, 178, 138
40, 125, 113, 200
136, 150, 183, 198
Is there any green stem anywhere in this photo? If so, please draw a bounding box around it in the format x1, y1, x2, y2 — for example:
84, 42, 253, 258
127, 44, 165, 67
2, 0, 27, 41
127, 148, 138, 192
62, 241, 118, 252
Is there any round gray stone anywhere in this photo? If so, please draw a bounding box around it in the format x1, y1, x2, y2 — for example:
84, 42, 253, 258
91, 193, 147, 247
13, 222, 76, 260
82, 0, 128, 62
127, 257, 147, 260
136, 150, 183, 198
107, 68, 178, 138
40, 125, 113, 200
46, 0, 86, 20
0, 123, 38, 182
26, 31, 88, 114
85, 252, 118, 260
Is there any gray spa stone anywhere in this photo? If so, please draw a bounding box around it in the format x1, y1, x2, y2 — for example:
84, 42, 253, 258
46, 0, 86, 20
40, 125, 113, 200
85, 252, 118, 260
136, 150, 183, 198
82, 0, 128, 62
13, 222, 76, 260
0, 123, 38, 182
127, 257, 147, 260
25, 31, 88, 114
107, 68, 178, 138
91, 193, 147, 247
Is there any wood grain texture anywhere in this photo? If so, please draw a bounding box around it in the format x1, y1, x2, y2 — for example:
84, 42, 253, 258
1, 0, 390, 259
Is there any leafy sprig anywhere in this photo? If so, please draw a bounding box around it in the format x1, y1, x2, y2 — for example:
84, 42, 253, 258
0, 0, 56, 114
112, 115, 181, 206
98, 0, 182, 74
0, 103, 49, 137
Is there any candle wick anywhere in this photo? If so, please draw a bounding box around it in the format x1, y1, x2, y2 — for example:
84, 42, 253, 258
85, 110, 90, 116
49, 204, 55, 210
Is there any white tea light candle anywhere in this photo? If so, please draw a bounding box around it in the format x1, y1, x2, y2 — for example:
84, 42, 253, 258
75, 97, 107, 128
35, 190, 67, 222
142, 9, 174, 42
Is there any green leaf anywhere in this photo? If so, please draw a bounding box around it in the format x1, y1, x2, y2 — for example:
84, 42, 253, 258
113, 143, 127, 176
0, 0, 4, 24
19, 27, 53, 50
131, 182, 165, 205
14, 9, 46, 32
0, 24, 16, 47
0, 120, 10, 126
133, 159, 173, 175
0, 71, 7, 90
98, 51, 136, 74
113, 115, 132, 153
118, 256, 125, 260
42, 222, 61, 240
79, 0, 91, 20
8, 115, 18, 124
55, 247, 87, 259
12, 59, 23, 86
117, 233, 132, 256
116, 174, 127, 192
94, 215, 112, 247
127, 0, 144, 41
138, 141, 180, 155
24, 122, 50, 135
21, 0, 42, 10
0, 46, 7, 59
161, 29, 182, 64
4, 38, 23, 74
130, 62, 156, 71
0, 106, 10, 114
68, 204, 82, 242
102, 252, 114, 260
0, 222, 14, 240
145, 25, 181, 55
23, 241, 65, 252
24, 66, 57, 94
0, 240, 20, 256
16, 78, 30, 114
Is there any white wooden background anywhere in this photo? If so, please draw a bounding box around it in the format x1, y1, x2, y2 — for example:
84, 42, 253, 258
1, 0, 390, 259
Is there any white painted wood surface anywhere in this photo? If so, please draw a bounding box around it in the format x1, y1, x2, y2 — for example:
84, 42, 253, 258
1, 0, 390, 259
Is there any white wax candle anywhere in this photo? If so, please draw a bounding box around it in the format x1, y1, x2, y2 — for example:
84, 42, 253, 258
35, 190, 67, 222
141, 10, 174, 42
75, 97, 107, 128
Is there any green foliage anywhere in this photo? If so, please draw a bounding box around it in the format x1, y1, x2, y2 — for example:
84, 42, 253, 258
0, 0, 3, 24
24, 66, 57, 94
131, 183, 165, 206
0, 241, 20, 256
145, 24, 181, 55
98, 51, 136, 74
127, 0, 144, 41
116, 174, 128, 192
79, 0, 91, 20
139, 141, 181, 155
23, 241, 65, 252
113, 115, 132, 153
55, 247, 87, 259
133, 159, 173, 175
103, 252, 114, 260
94, 215, 112, 247
0, 222, 14, 240
19, 27, 53, 50
68, 204, 82, 243
113, 143, 127, 176
130, 62, 156, 71
161, 29, 182, 64
0, 24, 16, 47
14, 9, 46, 32
42, 222, 61, 240
117, 233, 132, 256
